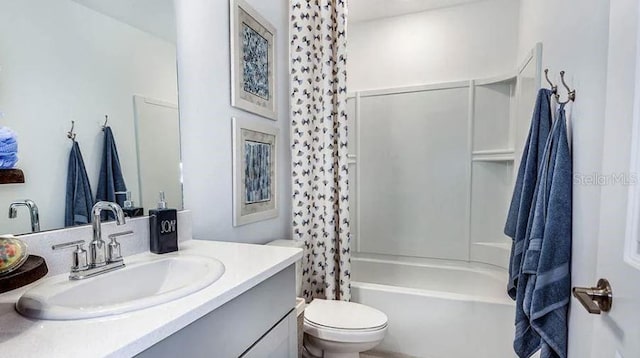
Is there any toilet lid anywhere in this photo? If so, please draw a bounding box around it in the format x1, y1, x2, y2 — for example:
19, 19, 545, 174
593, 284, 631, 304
304, 299, 388, 330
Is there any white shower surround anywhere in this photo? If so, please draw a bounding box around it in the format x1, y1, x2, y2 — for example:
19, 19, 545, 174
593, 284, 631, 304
346, 43, 542, 357
346, 46, 541, 270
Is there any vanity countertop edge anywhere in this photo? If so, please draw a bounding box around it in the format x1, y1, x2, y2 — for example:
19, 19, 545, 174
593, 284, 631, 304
0, 239, 303, 358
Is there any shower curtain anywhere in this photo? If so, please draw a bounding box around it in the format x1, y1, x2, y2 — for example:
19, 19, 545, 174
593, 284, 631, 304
290, 0, 351, 301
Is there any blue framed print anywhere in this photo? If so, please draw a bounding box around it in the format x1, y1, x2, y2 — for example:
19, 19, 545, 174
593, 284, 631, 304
232, 117, 278, 226
230, 0, 277, 120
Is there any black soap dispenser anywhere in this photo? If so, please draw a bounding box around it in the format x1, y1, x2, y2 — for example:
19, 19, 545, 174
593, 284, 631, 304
116, 191, 144, 218
149, 191, 178, 254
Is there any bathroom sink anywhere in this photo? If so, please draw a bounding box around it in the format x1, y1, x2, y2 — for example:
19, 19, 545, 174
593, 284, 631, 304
16, 255, 225, 320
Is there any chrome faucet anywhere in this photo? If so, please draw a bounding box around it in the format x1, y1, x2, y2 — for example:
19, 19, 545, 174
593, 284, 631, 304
8, 200, 40, 232
53, 201, 132, 280
91, 201, 126, 267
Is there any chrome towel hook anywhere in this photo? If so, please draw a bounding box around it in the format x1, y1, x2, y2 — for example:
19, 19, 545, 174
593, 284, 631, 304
544, 69, 559, 99
102, 115, 109, 130
67, 120, 76, 141
559, 71, 576, 104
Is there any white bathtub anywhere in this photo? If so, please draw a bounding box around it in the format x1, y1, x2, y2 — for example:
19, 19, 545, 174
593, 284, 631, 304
351, 257, 516, 358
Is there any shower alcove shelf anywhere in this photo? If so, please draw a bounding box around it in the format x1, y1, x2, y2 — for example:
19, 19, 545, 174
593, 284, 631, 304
470, 74, 518, 268
346, 44, 543, 269
0, 169, 25, 184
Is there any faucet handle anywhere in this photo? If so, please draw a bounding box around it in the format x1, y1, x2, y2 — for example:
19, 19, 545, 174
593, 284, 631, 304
107, 231, 133, 263
108, 231, 134, 241
52, 240, 88, 272
52, 240, 85, 250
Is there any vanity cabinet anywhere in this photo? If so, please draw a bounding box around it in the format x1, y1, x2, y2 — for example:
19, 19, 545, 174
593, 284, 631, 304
138, 265, 297, 358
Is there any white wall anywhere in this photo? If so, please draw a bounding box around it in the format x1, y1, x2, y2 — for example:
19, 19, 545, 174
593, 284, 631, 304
348, 0, 520, 91
0, 0, 177, 233
593, 1, 640, 356
174, 0, 291, 244
517, 1, 611, 357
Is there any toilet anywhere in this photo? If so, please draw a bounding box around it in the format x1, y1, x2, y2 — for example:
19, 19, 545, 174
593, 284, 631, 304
267, 240, 388, 358
303, 299, 388, 358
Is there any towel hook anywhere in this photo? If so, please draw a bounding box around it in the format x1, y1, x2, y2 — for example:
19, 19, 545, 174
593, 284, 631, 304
544, 69, 559, 99
67, 121, 76, 141
558, 70, 576, 104
102, 115, 109, 130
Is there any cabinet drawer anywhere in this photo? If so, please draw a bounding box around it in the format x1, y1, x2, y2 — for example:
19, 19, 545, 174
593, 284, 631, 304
241, 309, 296, 358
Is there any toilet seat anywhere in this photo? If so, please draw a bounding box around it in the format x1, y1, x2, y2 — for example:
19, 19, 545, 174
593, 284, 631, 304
304, 319, 387, 343
303, 299, 388, 343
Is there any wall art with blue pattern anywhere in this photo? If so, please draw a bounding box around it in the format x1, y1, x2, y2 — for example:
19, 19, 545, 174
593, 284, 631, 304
242, 24, 269, 100
231, 1, 277, 120
244, 140, 272, 204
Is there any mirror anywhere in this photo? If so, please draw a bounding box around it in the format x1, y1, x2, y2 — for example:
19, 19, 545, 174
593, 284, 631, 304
0, 0, 182, 234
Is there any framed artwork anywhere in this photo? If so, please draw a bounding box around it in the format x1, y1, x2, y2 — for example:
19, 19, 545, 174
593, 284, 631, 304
230, 0, 277, 120
232, 117, 278, 226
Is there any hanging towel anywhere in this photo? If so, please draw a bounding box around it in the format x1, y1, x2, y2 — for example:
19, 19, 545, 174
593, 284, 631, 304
505, 88, 554, 299
513, 109, 561, 357
519, 104, 572, 358
96, 126, 126, 212
65, 141, 94, 227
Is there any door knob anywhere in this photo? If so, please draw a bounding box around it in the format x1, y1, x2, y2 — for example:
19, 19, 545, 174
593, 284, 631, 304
572, 278, 613, 314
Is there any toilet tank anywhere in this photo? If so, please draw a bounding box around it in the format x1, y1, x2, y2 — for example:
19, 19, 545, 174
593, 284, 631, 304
267, 239, 304, 297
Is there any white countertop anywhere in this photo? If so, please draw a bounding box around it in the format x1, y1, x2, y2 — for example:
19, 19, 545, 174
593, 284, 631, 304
0, 239, 302, 358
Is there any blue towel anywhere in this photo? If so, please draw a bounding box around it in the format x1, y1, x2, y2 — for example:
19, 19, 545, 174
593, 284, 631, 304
513, 114, 560, 358
505, 89, 553, 299
0, 126, 18, 169
0, 152, 18, 169
65, 141, 94, 227
96, 126, 127, 214
522, 104, 572, 358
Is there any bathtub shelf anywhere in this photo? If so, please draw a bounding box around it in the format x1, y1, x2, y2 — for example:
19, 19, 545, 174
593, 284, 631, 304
472, 155, 514, 162
472, 149, 514, 162
470, 154, 514, 269
474, 242, 511, 251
